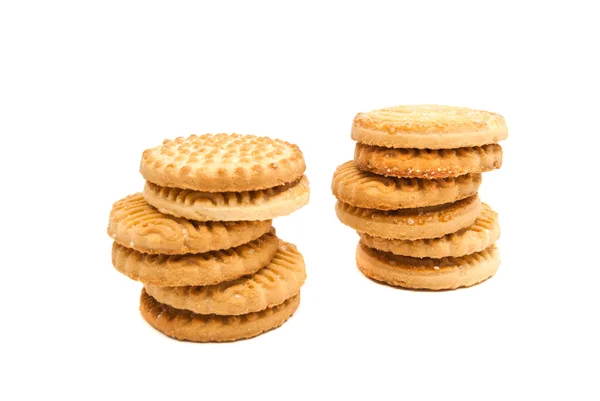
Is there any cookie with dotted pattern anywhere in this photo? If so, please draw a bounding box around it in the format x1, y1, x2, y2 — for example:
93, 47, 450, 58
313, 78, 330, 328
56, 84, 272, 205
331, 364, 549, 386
359, 203, 500, 258
332, 161, 481, 209
107, 193, 272, 254
351, 105, 508, 149
111, 229, 279, 286
140, 133, 306, 192
145, 241, 305, 315
335, 195, 481, 240
143, 176, 310, 222
140, 290, 300, 342
356, 241, 500, 290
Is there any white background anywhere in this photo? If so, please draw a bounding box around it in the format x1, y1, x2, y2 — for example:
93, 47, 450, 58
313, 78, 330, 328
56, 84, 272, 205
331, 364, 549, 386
1, 1, 599, 400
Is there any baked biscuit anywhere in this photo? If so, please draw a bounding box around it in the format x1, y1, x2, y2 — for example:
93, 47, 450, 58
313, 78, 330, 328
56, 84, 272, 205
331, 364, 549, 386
354, 143, 502, 179
140, 133, 306, 192
332, 161, 480, 209
143, 176, 310, 221
140, 290, 300, 342
336, 195, 480, 240
351, 105, 508, 149
108, 194, 272, 254
359, 203, 499, 258
111, 230, 278, 286
356, 241, 500, 290
145, 241, 305, 315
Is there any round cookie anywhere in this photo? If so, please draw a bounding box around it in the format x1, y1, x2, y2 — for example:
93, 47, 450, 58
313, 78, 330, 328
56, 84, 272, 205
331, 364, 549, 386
145, 241, 305, 315
332, 160, 481, 209
140, 290, 300, 342
111, 230, 279, 286
354, 143, 503, 179
359, 203, 500, 258
356, 241, 500, 290
351, 105, 508, 149
108, 193, 272, 254
143, 176, 310, 221
140, 133, 306, 192
336, 195, 481, 240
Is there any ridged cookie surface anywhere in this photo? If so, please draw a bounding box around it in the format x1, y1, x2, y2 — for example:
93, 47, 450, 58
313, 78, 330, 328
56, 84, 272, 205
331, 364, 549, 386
351, 105, 508, 149
140, 290, 300, 342
332, 161, 481, 209
356, 242, 500, 290
145, 241, 305, 315
140, 133, 306, 192
108, 194, 272, 254
359, 203, 500, 258
143, 176, 310, 221
111, 230, 279, 286
354, 143, 502, 178
336, 195, 481, 240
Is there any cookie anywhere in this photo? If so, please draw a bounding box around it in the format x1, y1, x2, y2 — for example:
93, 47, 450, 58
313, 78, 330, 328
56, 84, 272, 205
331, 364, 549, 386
140, 290, 300, 342
335, 194, 480, 240
359, 203, 500, 258
111, 229, 279, 286
143, 176, 310, 222
108, 194, 272, 254
356, 241, 500, 290
140, 133, 306, 192
351, 105, 508, 149
354, 143, 502, 179
332, 161, 481, 210
145, 241, 305, 315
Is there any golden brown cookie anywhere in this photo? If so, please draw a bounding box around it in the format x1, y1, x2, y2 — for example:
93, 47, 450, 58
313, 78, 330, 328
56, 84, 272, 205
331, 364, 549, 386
143, 176, 310, 222
108, 194, 272, 254
140, 290, 300, 342
351, 105, 508, 149
336, 195, 480, 240
356, 241, 500, 290
332, 161, 481, 209
140, 134, 306, 192
145, 241, 305, 315
354, 143, 502, 179
111, 230, 279, 286
359, 203, 499, 258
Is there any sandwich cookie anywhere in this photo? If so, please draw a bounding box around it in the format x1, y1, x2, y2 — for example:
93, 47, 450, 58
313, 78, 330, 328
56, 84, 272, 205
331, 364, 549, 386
140, 290, 300, 342
356, 241, 500, 290
332, 160, 481, 209
111, 229, 279, 286
359, 203, 500, 258
108, 193, 272, 254
336, 194, 481, 240
144, 241, 305, 315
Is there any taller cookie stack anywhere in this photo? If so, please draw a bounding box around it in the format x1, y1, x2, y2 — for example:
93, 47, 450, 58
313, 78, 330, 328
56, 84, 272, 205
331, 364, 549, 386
332, 105, 507, 290
108, 134, 310, 341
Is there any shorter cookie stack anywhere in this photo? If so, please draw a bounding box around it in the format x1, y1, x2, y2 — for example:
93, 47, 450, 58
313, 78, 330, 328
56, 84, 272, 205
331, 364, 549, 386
332, 105, 506, 290
108, 134, 309, 342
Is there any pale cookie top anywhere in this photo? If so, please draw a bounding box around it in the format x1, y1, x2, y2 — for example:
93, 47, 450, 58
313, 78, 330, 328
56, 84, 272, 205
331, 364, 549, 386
351, 105, 508, 149
140, 133, 306, 192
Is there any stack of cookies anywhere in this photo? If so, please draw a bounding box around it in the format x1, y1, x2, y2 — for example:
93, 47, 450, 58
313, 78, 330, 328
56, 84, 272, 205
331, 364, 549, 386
332, 105, 506, 290
107, 134, 310, 342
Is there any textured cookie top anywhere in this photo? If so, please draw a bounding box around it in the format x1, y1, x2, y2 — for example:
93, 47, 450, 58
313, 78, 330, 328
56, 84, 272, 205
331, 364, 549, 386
352, 105, 508, 149
332, 160, 481, 209
145, 241, 306, 315
107, 193, 272, 254
140, 133, 306, 192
